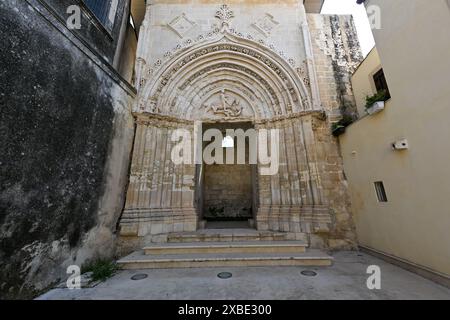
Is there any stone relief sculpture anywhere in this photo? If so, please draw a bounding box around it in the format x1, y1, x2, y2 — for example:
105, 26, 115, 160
203, 89, 243, 118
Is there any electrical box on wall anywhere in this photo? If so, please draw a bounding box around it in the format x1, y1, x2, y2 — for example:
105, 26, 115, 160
392, 139, 409, 150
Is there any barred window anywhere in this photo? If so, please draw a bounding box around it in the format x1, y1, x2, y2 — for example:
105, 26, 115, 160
374, 181, 388, 202
373, 69, 391, 99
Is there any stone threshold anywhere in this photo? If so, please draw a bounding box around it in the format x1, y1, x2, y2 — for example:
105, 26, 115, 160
117, 250, 333, 269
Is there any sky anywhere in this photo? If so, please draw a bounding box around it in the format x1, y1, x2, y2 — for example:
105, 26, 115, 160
321, 0, 375, 57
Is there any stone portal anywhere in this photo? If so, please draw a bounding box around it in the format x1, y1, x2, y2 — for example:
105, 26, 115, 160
118, 2, 361, 253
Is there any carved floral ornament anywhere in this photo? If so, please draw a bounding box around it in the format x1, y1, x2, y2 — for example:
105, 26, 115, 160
215, 4, 235, 33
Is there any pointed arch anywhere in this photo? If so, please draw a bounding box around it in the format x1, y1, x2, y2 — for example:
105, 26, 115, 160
137, 33, 313, 120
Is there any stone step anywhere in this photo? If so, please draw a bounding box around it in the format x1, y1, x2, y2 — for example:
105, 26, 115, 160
117, 250, 333, 269
143, 241, 307, 255
167, 229, 292, 243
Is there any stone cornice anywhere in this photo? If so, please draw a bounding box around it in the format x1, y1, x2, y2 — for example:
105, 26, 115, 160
255, 110, 327, 125
134, 109, 326, 127
134, 112, 194, 126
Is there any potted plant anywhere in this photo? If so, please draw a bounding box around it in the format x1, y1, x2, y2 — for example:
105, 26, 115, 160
331, 115, 353, 137
365, 90, 388, 115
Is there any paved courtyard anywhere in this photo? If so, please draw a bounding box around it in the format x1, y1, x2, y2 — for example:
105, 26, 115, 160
38, 251, 450, 300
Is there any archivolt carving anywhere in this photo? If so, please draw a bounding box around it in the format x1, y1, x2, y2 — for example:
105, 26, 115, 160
188, 78, 262, 118
142, 28, 302, 85
134, 3, 321, 120
138, 33, 312, 120
178, 62, 280, 106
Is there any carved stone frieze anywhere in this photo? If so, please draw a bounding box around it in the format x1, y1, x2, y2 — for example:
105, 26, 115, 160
202, 89, 243, 119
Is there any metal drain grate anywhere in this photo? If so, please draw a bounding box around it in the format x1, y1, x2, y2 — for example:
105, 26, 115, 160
131, 273, 148, 280
300, 270, 317, 277
217, 272, 232, 279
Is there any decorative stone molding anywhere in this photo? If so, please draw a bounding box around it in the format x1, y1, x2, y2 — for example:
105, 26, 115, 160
296, 60, 311, 89
178, 62, 280, 107
167, 13, 196, 38
203, 89, 243, 119
135, 113, 194, 127
254, 110, 326, 126
138, 33, 314, 118
143, 4, 303, 88
301, 21, 322, 110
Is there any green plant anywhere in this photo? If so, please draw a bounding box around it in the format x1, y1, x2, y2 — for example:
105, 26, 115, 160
331, 123, 346, 137
81, 259, 117, 282
331, 115, 353, 130
331, 122, 345, 131
365, 90, 388, 109
331, 114, 354, 137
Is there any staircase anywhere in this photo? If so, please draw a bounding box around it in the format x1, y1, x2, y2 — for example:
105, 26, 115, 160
117, 229, 333, 269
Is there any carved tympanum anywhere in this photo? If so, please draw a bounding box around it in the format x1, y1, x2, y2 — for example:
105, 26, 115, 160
203, 89, 243, 118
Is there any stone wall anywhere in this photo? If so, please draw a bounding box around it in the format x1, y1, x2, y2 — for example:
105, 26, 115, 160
0, 0, 135, 299
307, 14, 363, 248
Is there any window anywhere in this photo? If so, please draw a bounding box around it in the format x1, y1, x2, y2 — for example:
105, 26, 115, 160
373, 69, 391, 99
374, 181, 388, 202
83, 0, 117, 31
222, 136, 234, 148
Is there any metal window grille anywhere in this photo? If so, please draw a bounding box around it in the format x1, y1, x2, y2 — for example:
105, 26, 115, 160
83, 0, 113, 28
374, 181, 388, 202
